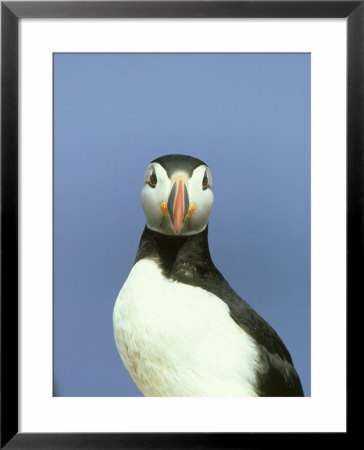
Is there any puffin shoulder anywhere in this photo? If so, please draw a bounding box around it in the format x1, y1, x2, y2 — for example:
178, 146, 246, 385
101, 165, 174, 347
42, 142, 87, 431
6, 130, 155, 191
191, 271, 304, 396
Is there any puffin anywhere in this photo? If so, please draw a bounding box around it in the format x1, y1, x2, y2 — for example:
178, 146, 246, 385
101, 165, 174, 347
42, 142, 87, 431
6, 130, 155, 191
113, 154, 304, 397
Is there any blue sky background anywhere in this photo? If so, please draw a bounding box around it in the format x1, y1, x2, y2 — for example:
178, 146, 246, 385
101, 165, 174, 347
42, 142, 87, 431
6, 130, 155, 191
53, 53, 310, 397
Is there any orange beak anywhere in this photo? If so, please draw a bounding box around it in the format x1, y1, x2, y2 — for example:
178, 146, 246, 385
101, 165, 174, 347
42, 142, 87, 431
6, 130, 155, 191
167, 177, 189, 235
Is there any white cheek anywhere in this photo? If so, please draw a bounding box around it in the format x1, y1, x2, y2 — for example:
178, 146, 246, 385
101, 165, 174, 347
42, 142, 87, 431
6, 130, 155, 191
189, 187, 214, 231
140, 182, 169, 229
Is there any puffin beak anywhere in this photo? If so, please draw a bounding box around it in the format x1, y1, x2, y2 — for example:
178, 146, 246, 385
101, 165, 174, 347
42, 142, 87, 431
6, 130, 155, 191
167, 177, 189, 235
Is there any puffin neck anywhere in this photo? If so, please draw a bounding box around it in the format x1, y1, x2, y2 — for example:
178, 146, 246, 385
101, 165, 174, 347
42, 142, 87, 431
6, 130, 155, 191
134, 225, 214, 280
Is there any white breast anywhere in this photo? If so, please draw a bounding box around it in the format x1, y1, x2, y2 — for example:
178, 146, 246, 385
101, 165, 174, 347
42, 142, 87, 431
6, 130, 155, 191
113, 259, 259, 397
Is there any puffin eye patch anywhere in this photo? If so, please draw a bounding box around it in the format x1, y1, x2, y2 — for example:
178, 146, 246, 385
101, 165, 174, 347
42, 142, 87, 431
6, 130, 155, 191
202, 171, 209, 190
148, 169, 157, 188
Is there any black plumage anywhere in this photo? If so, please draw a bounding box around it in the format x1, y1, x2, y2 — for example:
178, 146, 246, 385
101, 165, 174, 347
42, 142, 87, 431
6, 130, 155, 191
152, 154, 206, 178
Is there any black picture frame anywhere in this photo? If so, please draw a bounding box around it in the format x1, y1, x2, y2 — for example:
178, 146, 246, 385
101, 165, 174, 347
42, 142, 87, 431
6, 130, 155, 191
1, 1, 358, 448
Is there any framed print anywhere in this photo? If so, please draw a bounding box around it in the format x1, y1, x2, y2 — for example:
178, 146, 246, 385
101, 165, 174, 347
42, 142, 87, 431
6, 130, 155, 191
1, 0, 358, 448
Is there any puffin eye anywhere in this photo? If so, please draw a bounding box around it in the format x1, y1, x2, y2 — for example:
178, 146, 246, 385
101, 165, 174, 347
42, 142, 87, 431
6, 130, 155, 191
148, 169, 157, 188
202, 170, 209, 190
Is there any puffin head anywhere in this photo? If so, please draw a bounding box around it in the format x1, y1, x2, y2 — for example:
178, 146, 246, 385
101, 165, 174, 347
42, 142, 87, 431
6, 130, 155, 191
141, 154, 214, 236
